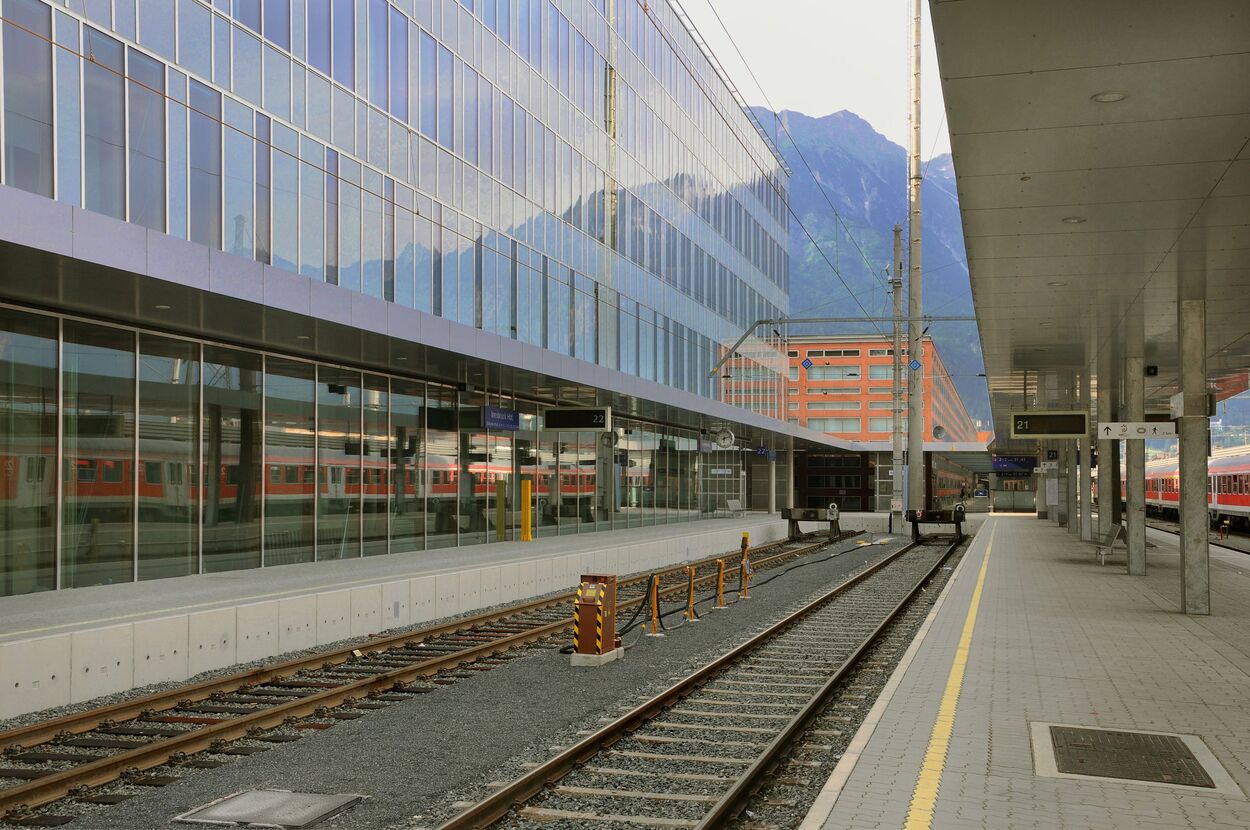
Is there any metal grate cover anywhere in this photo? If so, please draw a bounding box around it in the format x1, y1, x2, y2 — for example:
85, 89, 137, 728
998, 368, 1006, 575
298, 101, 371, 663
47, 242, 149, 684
175, 789, 365, 828
1049, 726, 1215, 788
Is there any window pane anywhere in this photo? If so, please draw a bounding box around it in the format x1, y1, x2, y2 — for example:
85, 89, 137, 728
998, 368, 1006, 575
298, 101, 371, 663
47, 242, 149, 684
177, 0, 212, 80
263, 0, 290, 49
264, 357, 314, 565
83, 28, 125, 219
54, 15, 81, 207
436, 44, 453, 149
458, 390, 487, 546
389, 8, 408, 122
233, 0, 261, 33
63, 321, 135, 589
367, 0, 387, 107
2, 0, 53, 195
271, 146, 298, 270
318, 367, 360, 560
127, 51, 166, 232
137, 0, 174, 59
224, 127, 254, 258
233, 26, 262, 105
425, 384, 457, 549
138, 335, 198, 580
419, 31, 436, 139
390, 377, 424, 553
189, 81, 222, 248
0, 308, 58, 597
307, 0, 330, 75
299, 160, 325, 278
332, 0, 353, 86
362, 374, 388, 555
203, 345, 262, 573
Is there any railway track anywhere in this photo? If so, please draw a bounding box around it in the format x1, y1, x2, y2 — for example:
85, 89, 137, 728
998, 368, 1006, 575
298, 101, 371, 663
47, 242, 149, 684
435, 536, 960, 830
0, 530, 860, 826
1146, 520, 1250, 555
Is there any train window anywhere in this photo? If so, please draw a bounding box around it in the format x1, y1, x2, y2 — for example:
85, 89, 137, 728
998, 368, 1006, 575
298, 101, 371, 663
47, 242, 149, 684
101, 460, 124, 483
76, 460, 97, 482
270, 465, 282, 484
346, 468, 359, 485
226, 464, 240, 485
284, 465, 298, 484
144, 461, 162, 485
302, 467, 315, 484
25, 456, 46, 483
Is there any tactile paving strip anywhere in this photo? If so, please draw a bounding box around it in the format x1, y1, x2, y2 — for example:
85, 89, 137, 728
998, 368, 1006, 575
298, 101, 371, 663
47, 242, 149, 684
1049, 725, 1216, 788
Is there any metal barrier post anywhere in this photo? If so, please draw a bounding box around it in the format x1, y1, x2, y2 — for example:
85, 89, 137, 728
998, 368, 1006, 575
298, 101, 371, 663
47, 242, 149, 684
739, 533, 751, 600
520, 479, 532, 541
685, 565, 698, 622
571, 574, 622, 665
647, 575, 663, 637
715, 559, 726, 609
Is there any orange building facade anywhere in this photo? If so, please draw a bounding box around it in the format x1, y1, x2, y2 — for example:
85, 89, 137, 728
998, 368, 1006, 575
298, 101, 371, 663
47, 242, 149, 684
785, 335, 978, 444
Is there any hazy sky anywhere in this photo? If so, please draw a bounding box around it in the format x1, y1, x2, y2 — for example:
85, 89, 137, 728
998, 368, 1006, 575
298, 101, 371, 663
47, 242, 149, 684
680, 0, 951, 159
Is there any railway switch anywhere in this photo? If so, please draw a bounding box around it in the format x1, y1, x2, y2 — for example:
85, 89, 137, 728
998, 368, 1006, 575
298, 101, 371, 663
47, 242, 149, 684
571, 574, 623, 666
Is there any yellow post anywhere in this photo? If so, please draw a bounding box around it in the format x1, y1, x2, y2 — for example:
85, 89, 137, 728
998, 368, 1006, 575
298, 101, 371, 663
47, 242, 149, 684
495, 478, 506, 542
521, 478, 532, 541
715, 559, 726, 608
685, 565, 698, 622
739, 532, 751, 600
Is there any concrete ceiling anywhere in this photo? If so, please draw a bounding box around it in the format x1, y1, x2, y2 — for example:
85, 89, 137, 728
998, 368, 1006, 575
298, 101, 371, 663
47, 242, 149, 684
930, 0, 1250, 451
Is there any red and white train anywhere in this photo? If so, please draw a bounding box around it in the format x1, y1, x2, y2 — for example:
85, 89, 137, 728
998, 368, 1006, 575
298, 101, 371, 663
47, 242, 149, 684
1099, 447, 1250, 529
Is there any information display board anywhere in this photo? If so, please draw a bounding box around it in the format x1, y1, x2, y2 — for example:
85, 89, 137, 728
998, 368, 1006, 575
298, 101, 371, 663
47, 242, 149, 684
543, 406, 612, 431
1010, 410, 1088, 439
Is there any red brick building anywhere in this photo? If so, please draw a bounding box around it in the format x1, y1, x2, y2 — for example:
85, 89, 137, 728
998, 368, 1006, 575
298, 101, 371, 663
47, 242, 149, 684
785, 335, 978, 443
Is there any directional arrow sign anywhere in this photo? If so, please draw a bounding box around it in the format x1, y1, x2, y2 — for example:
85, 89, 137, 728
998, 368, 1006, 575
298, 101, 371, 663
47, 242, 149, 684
1098, 421, 1177, 439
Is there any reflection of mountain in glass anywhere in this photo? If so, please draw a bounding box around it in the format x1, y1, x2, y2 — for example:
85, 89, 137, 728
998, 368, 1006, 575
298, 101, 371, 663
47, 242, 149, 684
752, 107, 988, 426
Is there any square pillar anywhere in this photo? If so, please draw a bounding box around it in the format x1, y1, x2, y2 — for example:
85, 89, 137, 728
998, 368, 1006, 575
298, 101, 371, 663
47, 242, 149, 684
768, 456, 777, 514
1177, 292, 1209, 614
1125, 354, 1146, 574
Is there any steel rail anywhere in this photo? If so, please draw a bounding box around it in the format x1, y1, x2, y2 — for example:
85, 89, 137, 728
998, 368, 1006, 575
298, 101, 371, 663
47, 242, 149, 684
434, 538, 933, 830
0, 533, 843, 755
695, 538, 959, 827
0, 534, 855, 816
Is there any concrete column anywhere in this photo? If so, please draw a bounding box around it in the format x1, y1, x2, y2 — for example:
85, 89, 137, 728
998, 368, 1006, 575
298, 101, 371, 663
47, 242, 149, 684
787, 448, 796, 511
1056, 442, 1069, 527
1177, 287, 1209, 614
1109, 440, 1123, 527
1067, 439, 1080, 537
1096, 351, 1114, 540
1125, 353, 1146, 574
768, 456, 777, 514
1079, 373, 1093, 540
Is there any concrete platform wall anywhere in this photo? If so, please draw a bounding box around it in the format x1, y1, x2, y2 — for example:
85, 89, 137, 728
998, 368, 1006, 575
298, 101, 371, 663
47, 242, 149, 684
0, 514, 887, 719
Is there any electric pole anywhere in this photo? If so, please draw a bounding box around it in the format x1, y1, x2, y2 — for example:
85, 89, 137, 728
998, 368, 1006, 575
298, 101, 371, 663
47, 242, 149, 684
891, 224, 904, 529
906, 0, 925, 516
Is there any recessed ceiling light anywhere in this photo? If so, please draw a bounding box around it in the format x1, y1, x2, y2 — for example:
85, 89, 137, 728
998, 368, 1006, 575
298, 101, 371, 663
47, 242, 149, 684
154, 304, 171, 310
1020, 175, 1032, 182
1061, 216, 1086, 224
296, 335, 311, 340
1090, 91, 1127, 103
1039, 321, 1052, 326
396, 356, 408, 361
1047, 281, 1068, 287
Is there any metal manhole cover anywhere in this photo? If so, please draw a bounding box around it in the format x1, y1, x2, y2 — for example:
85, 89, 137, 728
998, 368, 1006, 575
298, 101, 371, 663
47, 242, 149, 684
175, 789, 365, 828
1049, 726, 1215, 788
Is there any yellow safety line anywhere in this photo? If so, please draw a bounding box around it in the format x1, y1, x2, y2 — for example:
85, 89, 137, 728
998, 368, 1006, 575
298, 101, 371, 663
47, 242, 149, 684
902, 520, 997, 830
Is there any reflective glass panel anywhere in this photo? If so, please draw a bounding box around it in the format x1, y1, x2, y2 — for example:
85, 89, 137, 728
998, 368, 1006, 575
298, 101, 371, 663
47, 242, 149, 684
0, 307, 57, 596
2, 0, 53, 197
189, 81, 222, 248
264, 357, 314, 565
83, 28, 125, 219
63, 321, 134, 588
424, 384, 457, 549
389, 377, 424, 553
362, 374, 389, 555
317, 366, 360, 560
459, 390, 486, 546
137, 335, 198, 580
127, 49, 165, 232
202, 345, 262, 573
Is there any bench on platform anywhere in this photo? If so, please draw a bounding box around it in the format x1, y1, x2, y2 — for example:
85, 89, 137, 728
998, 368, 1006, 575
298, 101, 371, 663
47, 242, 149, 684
723, 498, 746, 518
1088, 522, 1124, 565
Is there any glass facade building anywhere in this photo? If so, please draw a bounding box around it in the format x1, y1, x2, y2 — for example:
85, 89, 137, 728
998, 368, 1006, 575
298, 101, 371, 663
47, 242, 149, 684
0, 0, 796, 595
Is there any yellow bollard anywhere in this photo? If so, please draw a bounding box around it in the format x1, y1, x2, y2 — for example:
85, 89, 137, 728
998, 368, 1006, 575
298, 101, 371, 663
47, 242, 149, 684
685, 565, 698, 622
739, 532, 752, 600
495, 478, 506, 542
647, 575, 663, 637
521, 478, 532, 541
715, 559, 726, 609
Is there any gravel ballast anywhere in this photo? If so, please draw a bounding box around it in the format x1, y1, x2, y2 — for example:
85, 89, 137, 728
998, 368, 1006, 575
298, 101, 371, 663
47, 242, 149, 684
6, 534, 912, 830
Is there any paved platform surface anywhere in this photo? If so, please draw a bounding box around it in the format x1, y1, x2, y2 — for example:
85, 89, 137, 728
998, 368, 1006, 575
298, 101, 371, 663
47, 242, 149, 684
804, 514, 1250, 830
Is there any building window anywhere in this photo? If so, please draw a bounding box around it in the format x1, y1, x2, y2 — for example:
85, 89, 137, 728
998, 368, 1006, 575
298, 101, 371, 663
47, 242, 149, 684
2, 0, 54, 198
807, 401, 861, 410
128, 49, 166, 232
84, 28, 125, 219
189, 80, 222, 248
869, 365, 895, 380
807, 365, 858, 381
869, 417, 893, 432
808, 417, 861, 433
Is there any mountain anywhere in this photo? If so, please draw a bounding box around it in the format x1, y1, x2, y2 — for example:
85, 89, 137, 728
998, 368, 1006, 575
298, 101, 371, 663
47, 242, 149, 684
752, 108, 989, 427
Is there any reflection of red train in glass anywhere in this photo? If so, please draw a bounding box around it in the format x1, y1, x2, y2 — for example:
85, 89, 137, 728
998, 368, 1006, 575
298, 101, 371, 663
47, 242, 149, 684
927, 453, 976, 512
0, 438, 613, 519
1093, 448, 1250, 530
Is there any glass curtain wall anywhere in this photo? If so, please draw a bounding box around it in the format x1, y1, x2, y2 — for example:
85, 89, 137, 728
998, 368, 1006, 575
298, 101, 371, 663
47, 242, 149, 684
0, 307, 730, 596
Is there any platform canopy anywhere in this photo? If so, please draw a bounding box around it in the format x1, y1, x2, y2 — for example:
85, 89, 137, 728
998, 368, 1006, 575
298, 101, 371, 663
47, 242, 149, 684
931, 0, 1250, 451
